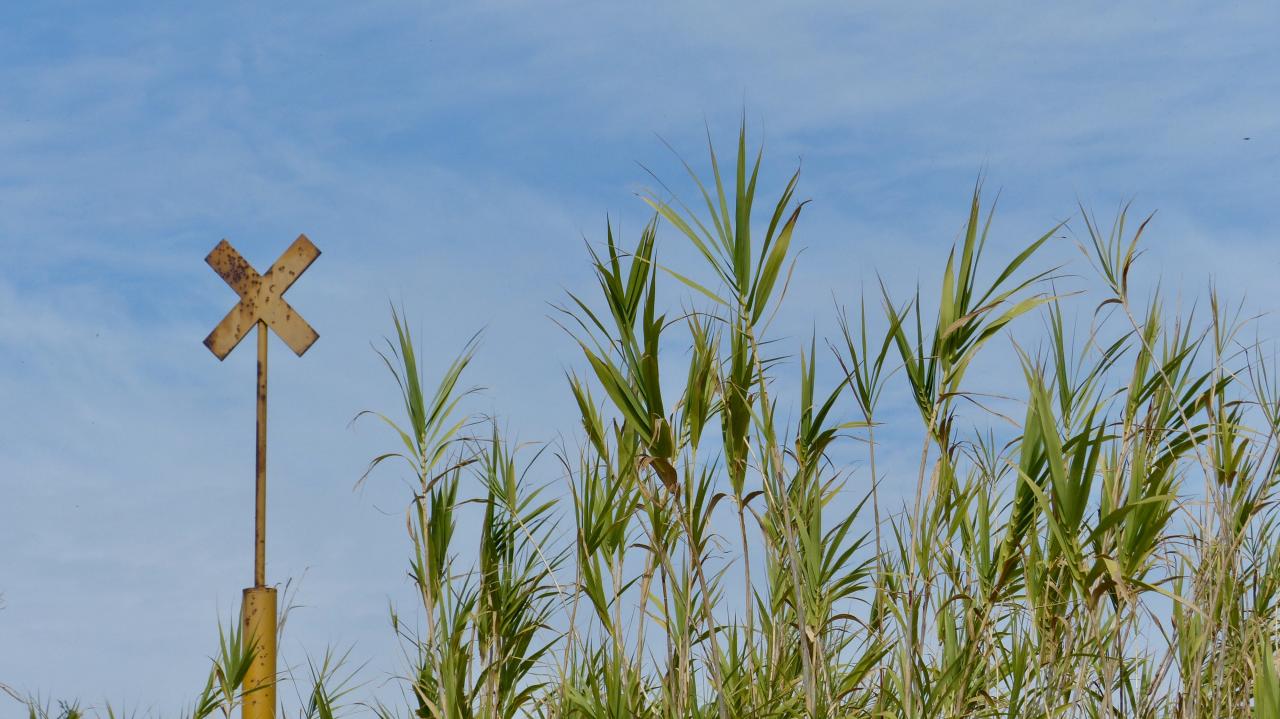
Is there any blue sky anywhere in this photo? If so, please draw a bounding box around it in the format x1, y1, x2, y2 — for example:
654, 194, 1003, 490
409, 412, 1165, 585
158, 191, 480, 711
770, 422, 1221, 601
2, 0, 1279, 711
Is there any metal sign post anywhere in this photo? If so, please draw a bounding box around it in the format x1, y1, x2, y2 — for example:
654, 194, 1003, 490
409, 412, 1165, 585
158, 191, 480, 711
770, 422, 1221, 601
203, 235, 320, 719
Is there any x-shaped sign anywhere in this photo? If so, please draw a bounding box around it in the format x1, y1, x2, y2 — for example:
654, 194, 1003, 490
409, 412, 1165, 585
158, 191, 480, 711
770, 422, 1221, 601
204, 235, 321, 360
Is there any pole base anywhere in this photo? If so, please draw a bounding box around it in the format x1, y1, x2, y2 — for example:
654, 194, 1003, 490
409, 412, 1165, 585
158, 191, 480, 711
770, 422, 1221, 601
241, 586, 277, 719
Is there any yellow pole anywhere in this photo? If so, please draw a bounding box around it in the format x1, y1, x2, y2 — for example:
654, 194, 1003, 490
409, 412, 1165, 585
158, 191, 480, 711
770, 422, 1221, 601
241, 586, 277, 718
242, 321, 276, 719
255, 320, 267, 587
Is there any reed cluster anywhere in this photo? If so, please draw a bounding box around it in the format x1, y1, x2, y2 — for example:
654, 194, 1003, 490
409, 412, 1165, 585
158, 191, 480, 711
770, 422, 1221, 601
13, 126, 1280, 718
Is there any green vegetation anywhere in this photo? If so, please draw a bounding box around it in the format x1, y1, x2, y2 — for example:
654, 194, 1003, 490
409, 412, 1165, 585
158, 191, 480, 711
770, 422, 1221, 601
11, 125, 1280, 718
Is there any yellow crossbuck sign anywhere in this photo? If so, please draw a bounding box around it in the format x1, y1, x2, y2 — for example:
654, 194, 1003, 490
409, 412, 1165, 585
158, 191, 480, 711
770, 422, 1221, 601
203, 234, 320, 719
204, 235, 320, 359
